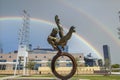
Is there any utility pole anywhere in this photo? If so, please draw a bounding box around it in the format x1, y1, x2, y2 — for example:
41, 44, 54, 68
14, 10, 30, 76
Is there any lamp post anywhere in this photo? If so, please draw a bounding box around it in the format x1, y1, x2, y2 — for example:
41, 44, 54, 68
117, 11, 120, 72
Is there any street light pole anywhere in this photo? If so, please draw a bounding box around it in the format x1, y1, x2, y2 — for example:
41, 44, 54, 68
117, 11, 120, 73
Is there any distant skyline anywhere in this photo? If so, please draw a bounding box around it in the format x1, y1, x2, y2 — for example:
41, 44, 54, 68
0, 0, 120, 64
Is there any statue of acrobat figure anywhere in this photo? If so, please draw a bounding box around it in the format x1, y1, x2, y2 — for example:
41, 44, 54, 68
47, 15, 75, 52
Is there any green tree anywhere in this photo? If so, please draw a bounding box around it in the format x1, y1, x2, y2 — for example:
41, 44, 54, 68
75, 57, 80, 75
112, 64, 119, 68
26, 59, 36, 75
47, 59, 51, 67
111, 64, 120, 72
104, 58, 111, 76
104, 58, 110, 69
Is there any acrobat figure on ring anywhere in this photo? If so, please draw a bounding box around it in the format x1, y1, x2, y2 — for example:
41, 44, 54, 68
47, 15, 76, 52
47, 15, 77, 80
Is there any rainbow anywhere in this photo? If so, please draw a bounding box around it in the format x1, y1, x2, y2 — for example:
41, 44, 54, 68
0, 16, 103, 59
60, 0, 120, 46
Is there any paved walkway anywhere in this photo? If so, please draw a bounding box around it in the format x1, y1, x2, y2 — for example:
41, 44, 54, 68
1, 75, 90, 80
1, 76, 57, 80
0, 75, 21, 80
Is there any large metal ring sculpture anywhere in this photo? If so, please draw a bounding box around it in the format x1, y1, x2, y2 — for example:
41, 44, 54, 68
51, 52, 77, 80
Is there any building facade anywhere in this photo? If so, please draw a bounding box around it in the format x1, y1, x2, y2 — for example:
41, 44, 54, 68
0, 49, 85, 70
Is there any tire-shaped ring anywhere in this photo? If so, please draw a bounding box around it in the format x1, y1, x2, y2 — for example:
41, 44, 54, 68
51, 52, 77, 80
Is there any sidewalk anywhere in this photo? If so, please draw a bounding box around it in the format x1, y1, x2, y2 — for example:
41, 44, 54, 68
0, 75, 21, 80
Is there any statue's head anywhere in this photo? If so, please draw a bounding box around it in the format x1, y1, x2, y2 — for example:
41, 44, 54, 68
52, 28, 58, 34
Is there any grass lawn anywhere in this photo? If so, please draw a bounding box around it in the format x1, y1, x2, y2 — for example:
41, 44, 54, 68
18, 74, 120, 80
71, 75, 120, 80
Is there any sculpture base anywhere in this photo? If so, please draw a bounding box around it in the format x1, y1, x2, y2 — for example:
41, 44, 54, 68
51, 52, 77, 80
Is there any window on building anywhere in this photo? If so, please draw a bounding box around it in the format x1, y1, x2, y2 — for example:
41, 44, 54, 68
9, 56, 11, 58
0, 56, 2, 58
36, 59, 41, 61
34, 64, 41, 70
4, 60, 7, 62
0, 60, 7, 62
79, 56, 81, 58
0, 65, 6, 70
55, 59, 59, 67
21, 46, 24, 48
66, 59, 70, 61
56, 63, 59, 67
13, 64, 15, 70
48, 59, 51, 61
35, 56, 37, 58
66, 63, 72, 67
13, 60, 16, 62
66, 60, 72, 67
44, 56, 46, 58
13, 64, 23, 70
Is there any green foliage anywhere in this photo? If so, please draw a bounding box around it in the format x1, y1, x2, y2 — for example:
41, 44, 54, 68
111, 64, 120, 72
18, 75, 120, 80
104, 58, 110, 68
47, 59, 51, 67
26, 60, 36, 70
75, 57, 79, 67
112, 64, 120, 68
75, 57, 80, 75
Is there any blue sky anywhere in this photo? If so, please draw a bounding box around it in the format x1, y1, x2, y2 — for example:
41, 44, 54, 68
0, 0, 120, 64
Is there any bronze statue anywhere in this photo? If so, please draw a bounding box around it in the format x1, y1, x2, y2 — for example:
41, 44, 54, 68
47, 15, 75, 51
48, 15, 77, 80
